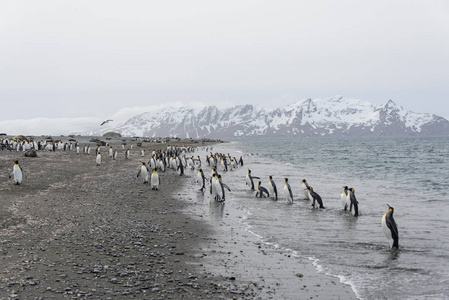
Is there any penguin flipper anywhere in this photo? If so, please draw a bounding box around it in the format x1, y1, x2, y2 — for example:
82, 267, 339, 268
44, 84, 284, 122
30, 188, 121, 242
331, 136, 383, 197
222, 184, 231, 192
389, 223, 399, 248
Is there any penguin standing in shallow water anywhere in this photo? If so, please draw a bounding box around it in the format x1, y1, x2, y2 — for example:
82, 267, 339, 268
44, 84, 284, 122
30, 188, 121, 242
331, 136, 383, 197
246, 169, 260, 191
256, 181, 270, 198
308, 186, 325, 209
210, 173, 217, 196
284, 178, 293, 204
302, 179, 310, 200
197, 169, 207, 192
348, 188, 359, 216
212, 175, 221, 201
382, 204, 399, 248
216, 174, 231, 202
341, 186, 349, 210
268, 176, 278, 200
9, 160, 23, 185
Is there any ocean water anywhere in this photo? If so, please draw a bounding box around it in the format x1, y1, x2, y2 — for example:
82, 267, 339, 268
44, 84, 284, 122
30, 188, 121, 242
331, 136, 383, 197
187, 137, 449, 299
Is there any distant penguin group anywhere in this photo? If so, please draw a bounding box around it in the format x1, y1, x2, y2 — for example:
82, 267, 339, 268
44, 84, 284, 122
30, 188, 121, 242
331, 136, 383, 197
241, 173, 398, 248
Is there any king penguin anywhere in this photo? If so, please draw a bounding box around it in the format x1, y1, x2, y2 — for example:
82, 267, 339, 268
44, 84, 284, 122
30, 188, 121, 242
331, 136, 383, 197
348, 188, 359, 216
151, 168, 160, 190
308, 186, 325, 209
197, 168, 207, 192
256, 181, 270, 198
96, 152, 102, 166
382, 204, 399, 248
302, 179, 310, 200
177, 157, 185, 176
9, 160, 23, 185
215, 174, 231, 202
246, 169, 260, 191
341, 186, 349, 210
137, 162, 150, 183
284, 178, 293, 204
125, 149, 130, 159
268, 176, 278, 200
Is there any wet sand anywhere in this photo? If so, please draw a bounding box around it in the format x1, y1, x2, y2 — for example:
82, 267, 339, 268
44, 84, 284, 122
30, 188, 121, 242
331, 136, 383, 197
0, 138, 357, 299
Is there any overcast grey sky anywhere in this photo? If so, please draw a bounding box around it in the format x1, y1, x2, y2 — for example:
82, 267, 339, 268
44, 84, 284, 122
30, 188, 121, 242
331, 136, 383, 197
1, 0, 449, 123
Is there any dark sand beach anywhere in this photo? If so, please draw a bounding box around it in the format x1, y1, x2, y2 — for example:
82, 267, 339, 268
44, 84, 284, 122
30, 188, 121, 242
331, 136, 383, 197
0, 138, 356, 299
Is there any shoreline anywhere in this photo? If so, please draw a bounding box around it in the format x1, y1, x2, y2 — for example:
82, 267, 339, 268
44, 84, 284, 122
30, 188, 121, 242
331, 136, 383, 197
1, 137, 357, 299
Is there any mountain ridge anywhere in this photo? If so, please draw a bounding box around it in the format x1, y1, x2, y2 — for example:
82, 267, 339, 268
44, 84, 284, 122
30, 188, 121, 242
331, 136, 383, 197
86, 96, 449, 138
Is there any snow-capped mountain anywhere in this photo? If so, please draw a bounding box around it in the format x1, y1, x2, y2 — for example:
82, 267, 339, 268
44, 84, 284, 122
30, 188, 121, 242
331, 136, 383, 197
88, 96, 449, 138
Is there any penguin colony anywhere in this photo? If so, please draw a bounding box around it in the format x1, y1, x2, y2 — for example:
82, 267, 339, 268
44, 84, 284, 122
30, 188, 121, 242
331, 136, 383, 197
2, 137, 398, 249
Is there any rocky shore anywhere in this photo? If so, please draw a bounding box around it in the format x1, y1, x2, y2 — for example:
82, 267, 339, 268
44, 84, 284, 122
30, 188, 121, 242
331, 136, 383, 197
0, 140, 251, 299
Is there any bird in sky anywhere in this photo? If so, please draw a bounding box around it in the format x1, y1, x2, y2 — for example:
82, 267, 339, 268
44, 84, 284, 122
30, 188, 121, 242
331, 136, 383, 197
100, 119, 113, 126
